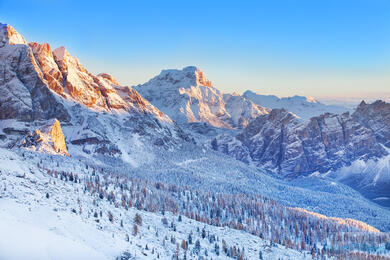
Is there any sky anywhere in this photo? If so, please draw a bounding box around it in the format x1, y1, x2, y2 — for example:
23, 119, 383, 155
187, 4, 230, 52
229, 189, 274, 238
1, 0, 389, 102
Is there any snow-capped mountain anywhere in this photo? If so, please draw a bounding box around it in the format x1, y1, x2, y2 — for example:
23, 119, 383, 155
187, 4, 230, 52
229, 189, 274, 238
211, 100, 390, 206
0, 23, 191, 161
243, 90, 349, 120
134, 67, 269, 130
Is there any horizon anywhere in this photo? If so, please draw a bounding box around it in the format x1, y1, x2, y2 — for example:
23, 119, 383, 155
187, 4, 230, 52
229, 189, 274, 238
1, 0, 389, 102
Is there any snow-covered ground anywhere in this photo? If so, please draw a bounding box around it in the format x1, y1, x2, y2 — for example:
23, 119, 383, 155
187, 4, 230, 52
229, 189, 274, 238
0, 148, 318, 259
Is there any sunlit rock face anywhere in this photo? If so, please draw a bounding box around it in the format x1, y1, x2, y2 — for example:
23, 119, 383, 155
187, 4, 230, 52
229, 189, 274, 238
0, 23, 176, 121
52, 46, 108, 108
29, 42, 174, 120
212, 101, 390, 178
0, 24, 69, 122
29, 42, 65, 95
21, 119, 69, 156
134, 66, 269, 129
0, 23, 27, 46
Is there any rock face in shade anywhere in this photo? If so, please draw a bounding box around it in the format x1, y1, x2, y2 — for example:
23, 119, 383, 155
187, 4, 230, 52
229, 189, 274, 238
134, 66, 269, 129
352, 100, 390, 148
211, 100, 390, 206
22, 119, 69, 156
212, 102, 389, 177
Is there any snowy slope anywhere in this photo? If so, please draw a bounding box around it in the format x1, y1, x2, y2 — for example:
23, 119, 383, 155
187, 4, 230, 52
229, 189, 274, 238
243, 90, 349, 120
0, 147, 336, 260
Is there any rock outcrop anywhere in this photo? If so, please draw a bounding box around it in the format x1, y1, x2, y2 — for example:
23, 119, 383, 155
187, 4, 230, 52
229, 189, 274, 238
22, 119, 69, 156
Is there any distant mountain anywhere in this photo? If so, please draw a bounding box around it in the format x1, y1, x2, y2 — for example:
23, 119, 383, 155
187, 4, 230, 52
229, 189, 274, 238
243, 90, 349, 120
211, 100, 390, 206
134, 67, 269, 130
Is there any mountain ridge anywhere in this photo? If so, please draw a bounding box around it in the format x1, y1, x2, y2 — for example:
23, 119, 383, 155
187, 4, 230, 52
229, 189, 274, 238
243, 89, 350, 120
211, 100, 390, 206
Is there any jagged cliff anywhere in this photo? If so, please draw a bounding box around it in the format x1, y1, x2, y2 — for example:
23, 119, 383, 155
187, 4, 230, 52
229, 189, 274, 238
212, 101, 389, 177
211, 101, 390, 205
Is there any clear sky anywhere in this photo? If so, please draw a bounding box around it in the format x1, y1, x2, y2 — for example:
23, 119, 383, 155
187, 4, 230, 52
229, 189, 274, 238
1, 0, 389, 101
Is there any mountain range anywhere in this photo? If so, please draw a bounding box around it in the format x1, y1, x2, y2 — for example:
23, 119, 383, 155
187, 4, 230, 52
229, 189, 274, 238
243, 90, 350, 120
1, 23, 390, 259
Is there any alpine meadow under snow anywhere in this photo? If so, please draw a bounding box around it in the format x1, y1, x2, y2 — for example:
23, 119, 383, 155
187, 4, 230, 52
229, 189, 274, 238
0, 22, 390, 260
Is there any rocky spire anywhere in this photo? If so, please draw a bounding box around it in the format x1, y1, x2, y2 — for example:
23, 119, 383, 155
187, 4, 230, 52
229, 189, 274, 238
22, 119, 69, 156
0, 23, 27, 46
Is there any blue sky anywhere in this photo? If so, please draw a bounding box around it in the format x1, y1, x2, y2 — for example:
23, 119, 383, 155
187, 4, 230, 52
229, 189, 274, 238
1, 0, 389, 100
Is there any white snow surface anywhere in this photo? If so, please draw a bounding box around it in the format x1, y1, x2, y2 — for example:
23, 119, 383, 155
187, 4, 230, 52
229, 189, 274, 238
0, 147, 317, 260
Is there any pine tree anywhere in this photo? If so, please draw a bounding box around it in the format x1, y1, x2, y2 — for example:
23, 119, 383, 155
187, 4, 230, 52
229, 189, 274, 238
215, 243, 220, 256
181, 239, 187, 250
134, 213, 142, 225
188, 233, 193, 245
194, 240, 201, 255
201, 227, 206, 239
133, 224, 138, 236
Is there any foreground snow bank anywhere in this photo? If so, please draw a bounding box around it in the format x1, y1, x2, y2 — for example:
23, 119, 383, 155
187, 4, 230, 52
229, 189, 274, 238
0, 200, 109, 260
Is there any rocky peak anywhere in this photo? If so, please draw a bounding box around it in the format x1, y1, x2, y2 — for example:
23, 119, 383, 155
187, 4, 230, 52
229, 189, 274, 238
29, 42, 65, 94
0, 23, 27, 46
135, 66, 268, 129
98, 73, 120, 86
29, 42, 53, 58
358, 100, 367, 108
352, 100, 390, 147
183, 66, 212, 87
152, 66, 212, 89
355, 100, 388, 113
